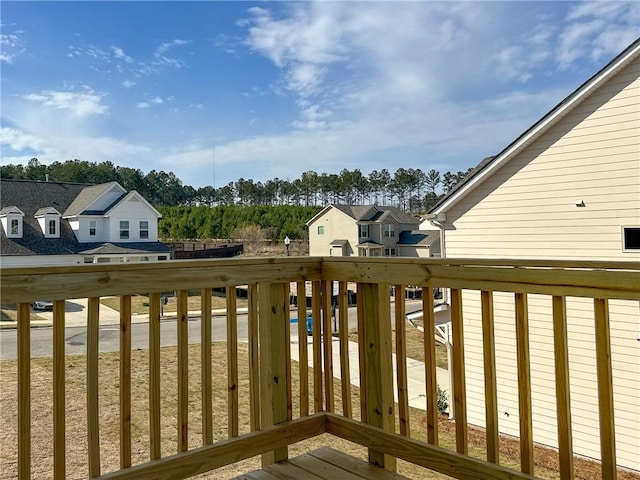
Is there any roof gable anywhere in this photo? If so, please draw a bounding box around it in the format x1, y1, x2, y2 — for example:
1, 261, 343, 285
431, 37, 640, 214
0, 206, 24, 216
105, 190, 162, 218
34, 207, 61, 217
63, 181, 126, 216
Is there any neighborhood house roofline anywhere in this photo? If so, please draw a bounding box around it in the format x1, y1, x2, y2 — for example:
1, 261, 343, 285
0, 206, 24, 216
34, 207, 61, 217
103, 191, 163, 218
306, 204, 419, 226
63, 181, 124, 217
430, 37, 640, 215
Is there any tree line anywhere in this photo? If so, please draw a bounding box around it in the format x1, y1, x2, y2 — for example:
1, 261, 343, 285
1, 158, 472, 212
157, 204, 321, 241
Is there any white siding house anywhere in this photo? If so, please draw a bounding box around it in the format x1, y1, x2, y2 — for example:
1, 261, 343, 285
427, 39, 640, 471
1, 180, 170, 267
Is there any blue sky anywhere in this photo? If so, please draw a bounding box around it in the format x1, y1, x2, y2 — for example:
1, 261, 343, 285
1, 1, 638, 188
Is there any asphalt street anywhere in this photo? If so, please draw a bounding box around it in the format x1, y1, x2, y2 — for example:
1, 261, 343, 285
0, 301, 422, 359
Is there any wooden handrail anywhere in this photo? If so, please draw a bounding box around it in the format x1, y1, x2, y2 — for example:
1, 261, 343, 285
2, 257, 638, 480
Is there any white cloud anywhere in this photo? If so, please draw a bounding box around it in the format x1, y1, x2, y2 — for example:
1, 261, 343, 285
136, 96, 164, 109
23, 89, 108, 116
1, 29, 25, 63
0, 127, 47, 152
122, 80, 136, 88
111, 46, 133, 63
559, 1, 640, 68
1, 124, 151, 169
153, 39, 189, 69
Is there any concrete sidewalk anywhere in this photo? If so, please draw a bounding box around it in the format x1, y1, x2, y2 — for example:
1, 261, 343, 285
0, 298, 247, 329
290, 336, 449, 414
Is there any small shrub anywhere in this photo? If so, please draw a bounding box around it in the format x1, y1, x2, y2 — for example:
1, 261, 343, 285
437, 384, 448, 413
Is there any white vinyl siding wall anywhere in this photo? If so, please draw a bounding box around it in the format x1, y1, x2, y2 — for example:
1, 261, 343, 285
443, 57, 640, 470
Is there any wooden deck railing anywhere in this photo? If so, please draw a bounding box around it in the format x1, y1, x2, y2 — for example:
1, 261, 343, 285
1, 257, 639, 480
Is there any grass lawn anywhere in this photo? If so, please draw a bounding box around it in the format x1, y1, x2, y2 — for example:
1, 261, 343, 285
1, 341, 623, 480
100, 293, 248, 315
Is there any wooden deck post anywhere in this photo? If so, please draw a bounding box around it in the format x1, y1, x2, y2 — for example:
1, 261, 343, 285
259, 283, 289, 467
359, 282, 396, 472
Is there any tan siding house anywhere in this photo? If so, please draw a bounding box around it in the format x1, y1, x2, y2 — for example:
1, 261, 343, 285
307, 205, 440, 258
429, 40, 640, 471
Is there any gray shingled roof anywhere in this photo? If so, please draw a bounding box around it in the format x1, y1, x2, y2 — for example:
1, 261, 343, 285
1, 179, 169, 257
63, 181, 122, 216
78, 242, 171, 255
333, 205, 419, 224
397, 230, 440, 246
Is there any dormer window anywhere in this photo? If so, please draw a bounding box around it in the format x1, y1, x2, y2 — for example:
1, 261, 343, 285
35, 207, 61, 238
10, 218, 20, 235
0, 206, 25, 238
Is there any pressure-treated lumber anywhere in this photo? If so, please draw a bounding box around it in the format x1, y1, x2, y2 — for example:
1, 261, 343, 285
120, 295, 132, 468
259, 282, 290, 467
552, 296, 574, 480
515, 293, 533, 475
5, 257, 639, 305
359, 282, 396, 471
394, 285, 410, 437
480, 291, 498, 464
97, 414, 326, 480
17, 302, 30, 480
422, 286, 438, 445
322, 280, 334, 413
325, 414, 538, 480
594, 298, 617, 480
176, 290, 188, 452
227, 287, 239, 437
87, 297, 101, 477
248, 284, 261, 431
338, 281, 352, 418
53, 300, 66, 480
297, 281, 309, 418
200, 289, 213, 445
149, 292, 162, 459
450, 288, 467, 455
311, 281, 323, 412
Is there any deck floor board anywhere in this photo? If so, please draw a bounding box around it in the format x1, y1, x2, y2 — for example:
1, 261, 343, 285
233, 447, 412, 480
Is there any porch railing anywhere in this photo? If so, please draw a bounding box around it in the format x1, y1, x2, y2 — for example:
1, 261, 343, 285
1, 257, 638, 480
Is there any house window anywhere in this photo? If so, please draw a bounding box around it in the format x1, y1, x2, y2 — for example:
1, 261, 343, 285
120, 220, 130, 239
359, 224, 369, 238
384, 247, 396, 256
139, 220, 149, 239
359, 248, 367, 257
383, 224, 395, 237
84, 257, 94, 264
10, 219, 19, 235
623, 227, 640, 251
89, 220, 96, 236
48, 219, 56, 235
317, 225, 324, 235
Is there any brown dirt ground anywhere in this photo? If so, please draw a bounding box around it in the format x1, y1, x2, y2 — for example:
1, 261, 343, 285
1, 342, 637, 479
